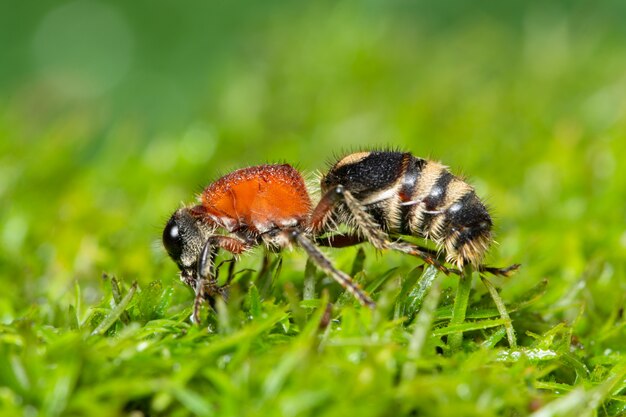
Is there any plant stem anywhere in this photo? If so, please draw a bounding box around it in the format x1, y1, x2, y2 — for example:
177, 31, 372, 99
481, 276, 517, 348
448, 265, 473, 352
91, 281, 137, 336
402, 266, 441, 380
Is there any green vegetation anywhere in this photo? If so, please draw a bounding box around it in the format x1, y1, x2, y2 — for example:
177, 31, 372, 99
1, 1, 625, 416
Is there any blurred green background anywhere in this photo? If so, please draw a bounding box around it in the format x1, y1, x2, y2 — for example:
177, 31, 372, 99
2, 1, 626, 416
1, 0, 625, 329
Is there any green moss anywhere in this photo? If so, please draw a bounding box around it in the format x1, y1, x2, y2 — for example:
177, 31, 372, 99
1, 1, 625, 416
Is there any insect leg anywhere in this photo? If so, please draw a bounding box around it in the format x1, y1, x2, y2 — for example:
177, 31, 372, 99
315, 233, 366, 248
386, 240, 453, 275
193, 236, 250, 324
478, 263, 521, 277
388, 237, 520, 277
286, 229, 375, 309
310, 185, 389, 249
309, 186, 344, 233
312, 186, 452, 274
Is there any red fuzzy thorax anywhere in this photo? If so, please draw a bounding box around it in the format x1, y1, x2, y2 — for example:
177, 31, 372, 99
200, 164, 311, 233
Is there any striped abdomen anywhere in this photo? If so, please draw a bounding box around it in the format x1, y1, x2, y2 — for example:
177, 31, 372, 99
322, 151, 493, 267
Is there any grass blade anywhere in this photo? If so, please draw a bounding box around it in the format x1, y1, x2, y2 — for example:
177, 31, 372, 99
91, 281, 137, 336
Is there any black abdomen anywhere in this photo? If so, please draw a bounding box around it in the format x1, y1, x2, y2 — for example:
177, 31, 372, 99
323, 150, 493, 267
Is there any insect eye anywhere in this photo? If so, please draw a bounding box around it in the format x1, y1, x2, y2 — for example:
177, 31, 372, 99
163, 216, 184, 261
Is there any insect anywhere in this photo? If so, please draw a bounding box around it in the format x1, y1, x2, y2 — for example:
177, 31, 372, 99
163, 150, 518, 323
